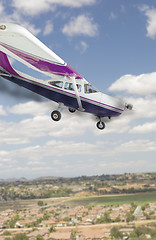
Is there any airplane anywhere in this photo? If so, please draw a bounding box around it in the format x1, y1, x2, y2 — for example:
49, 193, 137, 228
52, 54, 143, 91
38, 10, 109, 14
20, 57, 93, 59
0, 23, 132, 130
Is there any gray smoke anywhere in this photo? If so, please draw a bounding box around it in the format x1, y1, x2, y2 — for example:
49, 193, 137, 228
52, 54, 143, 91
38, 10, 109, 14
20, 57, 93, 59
0, 77, 44, 102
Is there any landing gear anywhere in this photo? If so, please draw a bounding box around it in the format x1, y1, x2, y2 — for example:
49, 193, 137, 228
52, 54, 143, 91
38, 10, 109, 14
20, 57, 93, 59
69, 107, 76, 113
51, 110, 61, 121
96, 121, 105, 130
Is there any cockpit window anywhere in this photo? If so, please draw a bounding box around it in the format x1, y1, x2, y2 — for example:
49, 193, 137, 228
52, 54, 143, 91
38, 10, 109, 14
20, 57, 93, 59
84, 84, 98, 93
64, 82, 82, 92
49, 81, 63, 88
64, 82, 74, 91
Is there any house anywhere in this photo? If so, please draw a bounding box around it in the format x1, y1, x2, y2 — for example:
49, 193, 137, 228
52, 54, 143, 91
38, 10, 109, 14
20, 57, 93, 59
133, 206, 146, 220
119, 228, 134, 235
42, 219, 57, 227
46, 228, 71, 240
56, 221, 67, 227
27, 228, 49, 238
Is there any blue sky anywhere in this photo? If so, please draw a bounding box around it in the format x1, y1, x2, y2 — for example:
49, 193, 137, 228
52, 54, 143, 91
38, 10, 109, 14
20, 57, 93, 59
0, 0, 156, 179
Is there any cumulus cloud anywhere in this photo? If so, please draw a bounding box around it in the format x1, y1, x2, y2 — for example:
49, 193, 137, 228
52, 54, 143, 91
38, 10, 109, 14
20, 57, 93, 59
130, 121, 156, 134
8, 101, 53, 116
62, 15, 98, 37
109, 12, 117, 20
1, 138, 156, 166
0, 1, 40, 35
108, 73, 156, 95
75, 41, 89, 53
43, 20, 54, 36
128, 96, 156, 119
140, 5, 156, 39
0, 101, 95, 145
116, 139, 156, 153
12, 0, 96, 16
0, 105, 7, 116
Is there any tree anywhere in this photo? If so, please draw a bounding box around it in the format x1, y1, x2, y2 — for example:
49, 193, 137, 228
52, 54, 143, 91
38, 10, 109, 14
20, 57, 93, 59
96, 212, 111, 224
2, 230, 11, 236
5, 215, 20, 228
37, 201, 44, 206
70, 230, 77, 240
49, 225, 56, 233
36, 235, 44, 240
12, 233, 29, 240
126, 212, 135, 223
114, 216, 121, 222
111, 227, 123, 239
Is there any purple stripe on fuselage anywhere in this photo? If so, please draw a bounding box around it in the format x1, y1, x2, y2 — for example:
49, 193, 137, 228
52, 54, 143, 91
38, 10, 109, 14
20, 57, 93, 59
0, 43, 82, 79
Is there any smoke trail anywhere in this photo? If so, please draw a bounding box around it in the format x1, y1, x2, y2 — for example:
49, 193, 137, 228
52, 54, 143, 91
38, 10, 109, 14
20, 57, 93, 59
0, 77, 44, 102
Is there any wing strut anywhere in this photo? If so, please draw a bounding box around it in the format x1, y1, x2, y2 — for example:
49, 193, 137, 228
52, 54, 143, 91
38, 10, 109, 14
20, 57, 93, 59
70, 76, 85, 112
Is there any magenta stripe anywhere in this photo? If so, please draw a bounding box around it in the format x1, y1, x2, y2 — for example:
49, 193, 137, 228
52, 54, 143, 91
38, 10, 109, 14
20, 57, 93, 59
0, 43, 83, 79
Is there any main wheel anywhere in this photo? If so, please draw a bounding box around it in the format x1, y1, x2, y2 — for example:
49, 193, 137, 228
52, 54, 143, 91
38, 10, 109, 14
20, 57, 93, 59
69, 108, 76, 113
51, 110, 61, 121
96, 121, 105, 130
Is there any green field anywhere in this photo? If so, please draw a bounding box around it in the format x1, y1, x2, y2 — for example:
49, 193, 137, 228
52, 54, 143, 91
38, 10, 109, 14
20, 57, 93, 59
71, 191, 156, 206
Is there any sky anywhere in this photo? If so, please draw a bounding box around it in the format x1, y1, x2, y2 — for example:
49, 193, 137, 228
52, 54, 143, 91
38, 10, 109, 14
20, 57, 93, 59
0, 0, 156, 179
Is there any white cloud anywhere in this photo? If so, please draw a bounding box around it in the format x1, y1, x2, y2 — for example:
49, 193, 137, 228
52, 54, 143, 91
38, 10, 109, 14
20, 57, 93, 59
109, 12, 117, 20
75, 41, 89, 53
8, 101, 53, 116
12, 0, 96, 16
62, 15, 98, 37
12, 0, 55, 16
0, 1, 41, 35
120, 5, 126, 13
0, 105, 7, 116
20, 21, 41, 36
93, 95, 156, 135
116, 139, 156, 153
130, 121, 156, 134
1, 139, 156, 166
43, 21, 54, 36
140, 5, 156, 39
108, 73, 156, 95
2, 94, 156, 145
0, 101, 95, 145
128, 97, 156, 119
0, 1, 4, 14
100, 159, 156, 175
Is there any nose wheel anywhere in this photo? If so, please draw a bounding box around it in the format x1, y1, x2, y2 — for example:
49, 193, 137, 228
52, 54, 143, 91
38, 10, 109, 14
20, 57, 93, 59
51, 110, 61, 121
96, 121, 105, 130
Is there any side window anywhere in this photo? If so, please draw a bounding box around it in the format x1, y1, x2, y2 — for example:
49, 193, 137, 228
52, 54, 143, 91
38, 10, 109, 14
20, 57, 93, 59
76, 84, 81, 92
49, 81, 63, 88
84, 84, 98, 93
64, 82, 74, 91
64, 82, 82, 92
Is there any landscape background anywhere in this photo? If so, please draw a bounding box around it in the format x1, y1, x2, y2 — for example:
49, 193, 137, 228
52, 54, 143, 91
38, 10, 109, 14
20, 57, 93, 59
0, 172, 156, 239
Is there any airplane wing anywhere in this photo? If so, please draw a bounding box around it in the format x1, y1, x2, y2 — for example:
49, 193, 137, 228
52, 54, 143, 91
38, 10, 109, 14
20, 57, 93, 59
0, 23, 82, 79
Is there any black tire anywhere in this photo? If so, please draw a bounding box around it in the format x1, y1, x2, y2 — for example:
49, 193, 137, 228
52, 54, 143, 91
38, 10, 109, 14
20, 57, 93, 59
51, 110, 61, 121
69, 108, 76, 113
96, 121, 105, 130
